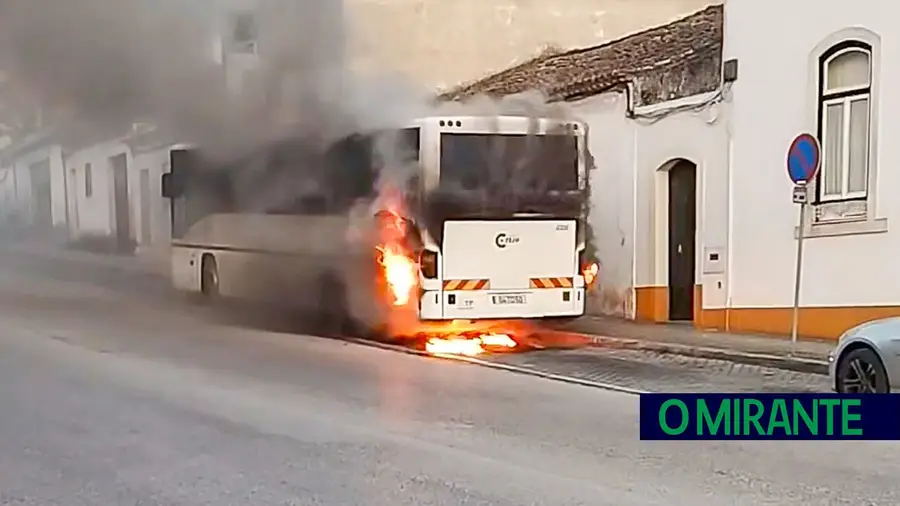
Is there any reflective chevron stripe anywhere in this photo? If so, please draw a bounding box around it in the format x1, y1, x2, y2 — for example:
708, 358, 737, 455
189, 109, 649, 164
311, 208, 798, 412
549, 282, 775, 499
529, 277, 574, 289
442, 279, 490, 291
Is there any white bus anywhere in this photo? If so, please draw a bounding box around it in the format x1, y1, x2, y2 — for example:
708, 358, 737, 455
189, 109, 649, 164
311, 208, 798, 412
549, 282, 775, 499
161, 115, 595, 340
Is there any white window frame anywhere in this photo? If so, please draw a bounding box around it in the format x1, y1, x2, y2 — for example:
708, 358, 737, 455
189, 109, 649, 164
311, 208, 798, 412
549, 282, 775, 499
797, 29, 886, 239
819, 94, 869, 202
816, 46, 871, 204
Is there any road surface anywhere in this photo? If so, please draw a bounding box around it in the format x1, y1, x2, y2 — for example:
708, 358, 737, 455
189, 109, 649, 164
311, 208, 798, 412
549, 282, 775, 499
0, 251, 896, 504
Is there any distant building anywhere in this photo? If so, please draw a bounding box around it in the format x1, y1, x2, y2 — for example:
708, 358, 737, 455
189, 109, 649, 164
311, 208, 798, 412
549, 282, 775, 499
0, 130, 66, 232
61, 125, 174, 255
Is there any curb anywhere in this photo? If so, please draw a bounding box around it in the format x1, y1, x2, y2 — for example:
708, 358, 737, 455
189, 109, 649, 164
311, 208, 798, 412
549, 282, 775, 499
580, 334, 829, 375
8, 246, 167, 278
344, 337, 647, 395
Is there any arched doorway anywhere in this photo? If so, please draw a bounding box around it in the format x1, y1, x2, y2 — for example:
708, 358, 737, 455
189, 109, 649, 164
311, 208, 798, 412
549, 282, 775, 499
667, 159, 697, 321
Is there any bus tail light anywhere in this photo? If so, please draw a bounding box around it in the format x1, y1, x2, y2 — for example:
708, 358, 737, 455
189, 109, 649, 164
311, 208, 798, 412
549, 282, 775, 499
420, 250, 438, 279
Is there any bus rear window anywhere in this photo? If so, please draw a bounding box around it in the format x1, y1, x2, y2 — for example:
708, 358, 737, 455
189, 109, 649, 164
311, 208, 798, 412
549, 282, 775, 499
439, 133, 578, 192
398, 127, 420, 162
373, 127, 420, 166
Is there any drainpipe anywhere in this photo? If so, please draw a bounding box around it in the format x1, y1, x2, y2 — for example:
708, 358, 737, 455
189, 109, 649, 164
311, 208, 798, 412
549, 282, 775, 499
12, 161, 18, 217
724, 103, 735, 332
61, 150, 71, 236
630, 102, 639, 320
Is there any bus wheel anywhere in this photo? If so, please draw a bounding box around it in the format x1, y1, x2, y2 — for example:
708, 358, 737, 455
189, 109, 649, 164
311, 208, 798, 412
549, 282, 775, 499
200, 254, 220, 300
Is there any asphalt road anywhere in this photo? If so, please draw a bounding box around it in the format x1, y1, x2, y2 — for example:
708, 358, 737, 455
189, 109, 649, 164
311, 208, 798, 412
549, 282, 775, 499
0, 251, 898, 504
0, 247, 835, 393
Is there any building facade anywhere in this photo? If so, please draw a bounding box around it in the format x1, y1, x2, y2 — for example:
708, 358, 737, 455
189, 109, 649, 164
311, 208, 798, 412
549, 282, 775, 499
0, 131, 67, 231
723, 0, 895, 338
63, 128, 173, 254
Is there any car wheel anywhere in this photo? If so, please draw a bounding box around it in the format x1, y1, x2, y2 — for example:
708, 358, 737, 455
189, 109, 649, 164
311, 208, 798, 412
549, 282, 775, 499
200, 255, 220, 300
836, 347, 889, 393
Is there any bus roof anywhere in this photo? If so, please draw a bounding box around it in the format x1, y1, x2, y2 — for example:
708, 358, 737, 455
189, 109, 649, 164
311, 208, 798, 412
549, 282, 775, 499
403, 115, 585, 135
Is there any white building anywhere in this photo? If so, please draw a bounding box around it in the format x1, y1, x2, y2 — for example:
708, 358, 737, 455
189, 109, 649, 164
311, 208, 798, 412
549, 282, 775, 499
0, 131, 67, 231
0, 0, 258, 252
448, 0, 899, 341
725, 0, 895, 339
63, 126, 174, 255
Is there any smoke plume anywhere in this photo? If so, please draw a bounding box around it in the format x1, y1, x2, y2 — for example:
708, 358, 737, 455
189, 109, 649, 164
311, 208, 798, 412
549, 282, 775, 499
0, 0, 367, 155
0, 0, 594, 339
0, 0, 584, 218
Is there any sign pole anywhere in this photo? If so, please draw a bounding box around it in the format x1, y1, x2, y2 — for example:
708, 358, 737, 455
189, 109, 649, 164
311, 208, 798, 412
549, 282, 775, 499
785, 133, 821, 354
789, 199, 806, 352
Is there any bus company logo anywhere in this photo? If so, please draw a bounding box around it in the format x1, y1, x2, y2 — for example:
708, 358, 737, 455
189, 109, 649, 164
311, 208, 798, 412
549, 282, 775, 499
494, 233, 520, 249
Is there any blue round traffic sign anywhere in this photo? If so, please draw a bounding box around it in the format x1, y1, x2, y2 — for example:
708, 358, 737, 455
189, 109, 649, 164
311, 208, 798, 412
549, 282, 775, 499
787, 133, 821, 185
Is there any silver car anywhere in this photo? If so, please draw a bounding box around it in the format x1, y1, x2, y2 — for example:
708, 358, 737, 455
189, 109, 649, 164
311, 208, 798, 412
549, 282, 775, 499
830, 317, 899, 393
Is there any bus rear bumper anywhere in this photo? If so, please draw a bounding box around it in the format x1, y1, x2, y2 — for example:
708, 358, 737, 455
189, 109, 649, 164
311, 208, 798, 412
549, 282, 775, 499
419, 288, 586, 320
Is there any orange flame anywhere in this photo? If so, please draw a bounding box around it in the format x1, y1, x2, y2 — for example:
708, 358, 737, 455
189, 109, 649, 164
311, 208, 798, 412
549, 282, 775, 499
372, 189, 523, 355
425, 337, 485, 356
377, 243, 417, 306
583, 262, 599, 287
424, 333, 517, 356
374, 195, 419, 308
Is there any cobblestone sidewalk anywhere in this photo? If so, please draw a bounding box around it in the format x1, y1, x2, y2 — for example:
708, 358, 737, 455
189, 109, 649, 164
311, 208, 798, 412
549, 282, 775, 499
558, 315, 833, 374
488, 347, 832, 393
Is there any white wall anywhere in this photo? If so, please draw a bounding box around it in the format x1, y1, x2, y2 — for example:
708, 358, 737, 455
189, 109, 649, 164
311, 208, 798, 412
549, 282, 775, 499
725, 0, 897, 308
11, 161, 31, 223
12, 144, 66, 228
571, 94, 635, 315
66, 139, 173, 250
131, 147, 172, 249
65, 140, 131, 239
570, 90, 727, 316
637, 94, 730, 311
0, 166, 17, 222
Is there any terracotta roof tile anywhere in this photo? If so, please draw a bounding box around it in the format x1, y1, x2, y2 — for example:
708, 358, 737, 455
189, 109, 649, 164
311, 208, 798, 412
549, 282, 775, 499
441, 4, 723, 104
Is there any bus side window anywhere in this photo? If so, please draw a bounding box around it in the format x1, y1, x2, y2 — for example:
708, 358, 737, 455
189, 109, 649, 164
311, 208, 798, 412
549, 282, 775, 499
297, 194, 329, 215
326, 134, 376, 211
164, 148, 192, 198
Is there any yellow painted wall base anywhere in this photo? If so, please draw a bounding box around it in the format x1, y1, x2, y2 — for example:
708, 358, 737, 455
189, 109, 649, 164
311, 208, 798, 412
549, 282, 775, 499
634, 286, 668, 322
633, 285, 900, 341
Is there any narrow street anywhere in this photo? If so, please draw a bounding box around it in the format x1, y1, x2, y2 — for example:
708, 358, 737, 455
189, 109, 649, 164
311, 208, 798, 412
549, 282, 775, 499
0, 248, 895, 505
0, 245, 834, 394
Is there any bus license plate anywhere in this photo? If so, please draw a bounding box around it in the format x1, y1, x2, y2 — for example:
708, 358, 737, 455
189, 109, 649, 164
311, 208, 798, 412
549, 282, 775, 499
491, 294, 527, 305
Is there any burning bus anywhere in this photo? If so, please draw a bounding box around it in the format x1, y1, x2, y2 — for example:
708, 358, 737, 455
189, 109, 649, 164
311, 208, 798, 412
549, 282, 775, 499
161, 115, 597, 354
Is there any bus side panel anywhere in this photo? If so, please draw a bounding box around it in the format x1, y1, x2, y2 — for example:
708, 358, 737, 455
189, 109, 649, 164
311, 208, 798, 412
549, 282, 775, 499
216, 250, 262, 300
171, 245, 200, 292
